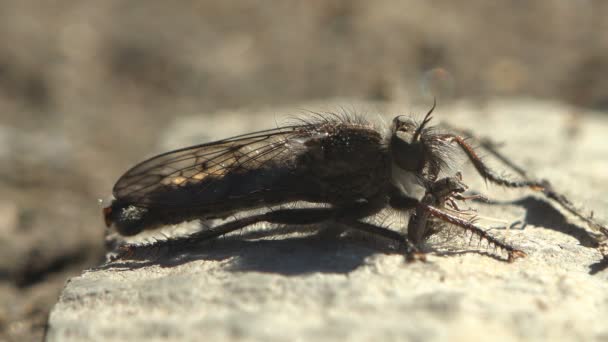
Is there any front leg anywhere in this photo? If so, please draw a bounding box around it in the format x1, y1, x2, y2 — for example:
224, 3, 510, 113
389, 179, 525, 262
406, 176, 468, 244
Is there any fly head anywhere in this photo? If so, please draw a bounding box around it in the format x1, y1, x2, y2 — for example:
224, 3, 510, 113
389, 100, 437, 178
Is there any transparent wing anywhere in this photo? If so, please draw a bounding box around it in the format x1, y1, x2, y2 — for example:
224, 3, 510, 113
112, 124, 311, 207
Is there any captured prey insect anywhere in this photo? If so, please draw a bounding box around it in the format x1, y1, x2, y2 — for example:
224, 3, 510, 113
103, 102, 605, 262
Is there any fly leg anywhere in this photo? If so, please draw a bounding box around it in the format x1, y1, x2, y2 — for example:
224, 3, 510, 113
439, 129, 607, 241
337, 219, 423, 261
437, 123, 529, 177
112, 212, 271, 261
440, 133, 545, 189
476, 137, 607, 237
389, 178, 525, 262
421, 204, 526, 262
406, 176, 469, 244
112, 204, 387, 261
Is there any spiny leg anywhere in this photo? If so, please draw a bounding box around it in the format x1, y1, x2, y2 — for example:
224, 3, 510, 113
538, 181, 608, 237
339, 219, 422, 261
470, 135, 607, 235
472, 135, 528, 177
437, 123, 528, 177
440, 133, 544, 189
423, 204, 526, 262
426, 178, 525, 262
112, 207, 339, 260
440, 130, 607, 239
389, 185, 524, 262
400, 176, 469, 245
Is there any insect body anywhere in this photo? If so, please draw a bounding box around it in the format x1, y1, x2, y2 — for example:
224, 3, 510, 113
103, 104, 605, 262
105, 118, 391, 235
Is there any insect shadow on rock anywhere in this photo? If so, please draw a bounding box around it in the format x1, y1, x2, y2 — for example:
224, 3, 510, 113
103, 101, 607, 263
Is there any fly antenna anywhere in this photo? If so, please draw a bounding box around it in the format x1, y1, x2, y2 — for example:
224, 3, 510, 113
413, 98, 436, 141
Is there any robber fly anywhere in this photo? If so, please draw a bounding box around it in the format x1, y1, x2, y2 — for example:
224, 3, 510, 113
103, 102, 606, 262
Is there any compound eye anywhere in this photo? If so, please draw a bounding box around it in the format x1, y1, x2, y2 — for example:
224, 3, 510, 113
392, 116, 417, 133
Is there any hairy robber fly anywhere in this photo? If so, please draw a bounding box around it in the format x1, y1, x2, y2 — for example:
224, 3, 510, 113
103, 102, 607, 262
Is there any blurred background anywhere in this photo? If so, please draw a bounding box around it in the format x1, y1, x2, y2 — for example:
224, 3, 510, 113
1, 1, 607, 340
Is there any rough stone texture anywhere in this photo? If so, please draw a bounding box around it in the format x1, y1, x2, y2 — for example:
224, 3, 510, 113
46, 99, 608, 341
3, 2, 608, 340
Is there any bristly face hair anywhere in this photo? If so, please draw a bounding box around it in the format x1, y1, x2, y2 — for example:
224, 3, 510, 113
103, 102, 607, 263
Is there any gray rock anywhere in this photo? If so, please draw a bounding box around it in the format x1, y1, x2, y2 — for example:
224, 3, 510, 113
47, 99, 608, 341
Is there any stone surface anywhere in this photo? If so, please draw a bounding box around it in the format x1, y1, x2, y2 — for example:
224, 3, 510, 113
46, 99, 608, 341
3, 2, 608, 340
